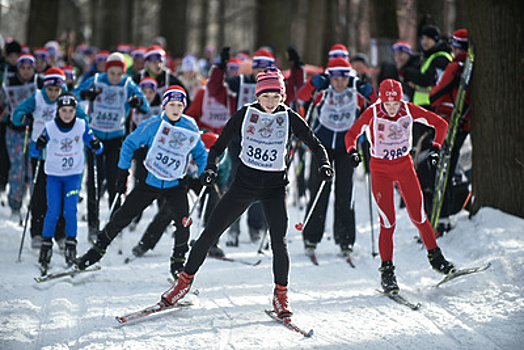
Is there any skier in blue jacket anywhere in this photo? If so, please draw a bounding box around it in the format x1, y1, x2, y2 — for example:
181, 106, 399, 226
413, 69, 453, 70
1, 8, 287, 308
35, 92, 103, 273
76, 85, 207, 276
72, 52, 150, 242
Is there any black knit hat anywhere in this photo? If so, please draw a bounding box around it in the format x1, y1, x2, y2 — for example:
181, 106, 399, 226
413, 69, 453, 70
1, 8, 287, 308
6, 40, 22, 55
421, 25, 440, 42
57, 91, 77, 110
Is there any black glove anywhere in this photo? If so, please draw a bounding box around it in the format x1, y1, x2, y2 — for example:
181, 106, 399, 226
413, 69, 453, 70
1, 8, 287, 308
318, 164, 334, 181
127, 95, 142, 108
311, 74, 329, 90
22, 113, 34, 126
348, 149, 361, 168
218, 46, 230, 70
199, 169, 217, 187
115, 168, 129, 194
90, 137, 101, 151
427, 146, 440, 169
36, 134, 47, 151
81, 88, 101, 101
287, 46, 303, 67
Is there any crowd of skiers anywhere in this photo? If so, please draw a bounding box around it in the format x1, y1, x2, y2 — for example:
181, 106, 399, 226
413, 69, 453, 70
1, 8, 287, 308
0, 22, 473, 319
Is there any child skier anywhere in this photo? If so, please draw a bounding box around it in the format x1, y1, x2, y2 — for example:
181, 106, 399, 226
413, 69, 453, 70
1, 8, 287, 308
344, 79, 456, 294
35, 92, 103, 273
75, 86, 207, 276
157, 68, 332, 319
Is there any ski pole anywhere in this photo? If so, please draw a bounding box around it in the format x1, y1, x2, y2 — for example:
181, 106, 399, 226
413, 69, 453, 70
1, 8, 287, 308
367, 171, 378, 257
195, 190, 210, 235
182, 186, 207, 227
106, 193, 121, 224
93, 154, 100, 232
17, 158, 42, 262
295, 180, 326, 231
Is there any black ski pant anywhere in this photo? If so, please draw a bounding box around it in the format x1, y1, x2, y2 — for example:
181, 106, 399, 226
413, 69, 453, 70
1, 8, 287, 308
101, 181, 190, 257
137, 177, 220, 250
86, 137, 123, 232
30, 157, 65, 240
227, 138, 267, 235
185, 182, 290, 286
303, 148, 356, 248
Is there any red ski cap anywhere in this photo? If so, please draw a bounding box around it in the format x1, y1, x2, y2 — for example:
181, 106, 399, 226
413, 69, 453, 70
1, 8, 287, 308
379, 79, 402, 102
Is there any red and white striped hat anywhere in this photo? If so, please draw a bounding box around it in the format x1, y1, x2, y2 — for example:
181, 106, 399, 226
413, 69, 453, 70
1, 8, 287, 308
162, 85, 187, 109
451, 29, 468, 51
60, 65, 76, 81
34, 48, 50, 62
328, 44, 349, 60
326, 57, 352, 78
145, 45, 166, 62
252, 49, 275, 69
255, 67, 285, 97
43, 67, 66, 88
139, 77, 158, 92
131, 47, 147, 60
17, 53, 35, 67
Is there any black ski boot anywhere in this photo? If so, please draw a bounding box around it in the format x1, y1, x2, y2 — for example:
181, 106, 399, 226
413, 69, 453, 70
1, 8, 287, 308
170, 255, 185, 281
39, 238, 53, 274
64, 237, 77, 267
379, 261, 399, 294
75, 230, 110, 270
132, 241, 149, 257
208, 244, 225, 258
428, 247, 456, 274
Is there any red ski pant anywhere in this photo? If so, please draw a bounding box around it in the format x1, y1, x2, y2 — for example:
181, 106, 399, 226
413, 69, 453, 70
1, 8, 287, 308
370, 156, 438, 262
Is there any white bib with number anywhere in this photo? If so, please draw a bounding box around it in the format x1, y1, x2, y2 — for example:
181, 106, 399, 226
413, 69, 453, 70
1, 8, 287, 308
44, 119, 86, 176
318, 87, 358, 132
200, 87, 229, 129
372, 102, 413, 160
144, 120, 199, 181
133, 105, 162, 127
89, 74, 128, 132
31, 90, 57, 141
4, 79, 37, 113
240, 106, 289, 171
236, 75, 257, 111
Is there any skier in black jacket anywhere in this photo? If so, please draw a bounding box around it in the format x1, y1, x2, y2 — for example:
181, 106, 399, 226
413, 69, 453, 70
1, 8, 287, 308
157, 67, 332, 319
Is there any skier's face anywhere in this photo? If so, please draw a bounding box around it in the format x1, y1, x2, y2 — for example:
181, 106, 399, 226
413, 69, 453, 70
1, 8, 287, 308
18, 63, 35, 82
420, 35, 436, 52
142, 88, 156, 104
164, 101, 185, 122
58, 106, 76, 123
330, 76, 350, 93
107, 67, 124, 85
148, 59, 164, 75
383, 101, 401, 117
45, 86, 62, 102
257, 92, 284, 113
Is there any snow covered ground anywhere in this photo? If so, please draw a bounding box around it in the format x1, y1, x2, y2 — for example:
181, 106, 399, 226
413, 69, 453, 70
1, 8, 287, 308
0, 168, 523, 350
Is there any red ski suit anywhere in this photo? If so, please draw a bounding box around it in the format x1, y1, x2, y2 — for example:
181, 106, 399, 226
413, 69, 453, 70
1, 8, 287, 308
345, 101, 448, 261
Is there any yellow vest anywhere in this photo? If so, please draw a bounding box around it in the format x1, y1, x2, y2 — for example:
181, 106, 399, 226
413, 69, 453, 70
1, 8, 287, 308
413, 51, 453, 106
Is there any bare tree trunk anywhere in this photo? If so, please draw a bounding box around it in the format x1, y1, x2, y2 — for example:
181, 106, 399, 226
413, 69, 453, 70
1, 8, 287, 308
369, 0, 398, 64
322, 0, 338, 65
468, 0, 524, 218
26, 0, 60, 47
217, 0, 226, 49
304, 0, 326, 66
454, 0, 468, 29
255, 0, 292, 63
416, 0, 446, 49
160, 0, 188, 57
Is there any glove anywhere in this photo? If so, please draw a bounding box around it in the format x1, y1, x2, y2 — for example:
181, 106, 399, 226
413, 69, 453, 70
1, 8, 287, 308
199, 169, 217, 187
357, 81, 373, 98
311, 74, 329, 90
36, 134, 47, 151
218, 46, 230, 69
127, 95, 142, 108
348, 149, 361, 168
287, 46, 303, 67
22, 113, 34, 126
115, 168, 129, 194
427, 146, 440, 169
81, 88, 101, 101
318, 164, 334, 181
90, 137, 103, 155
